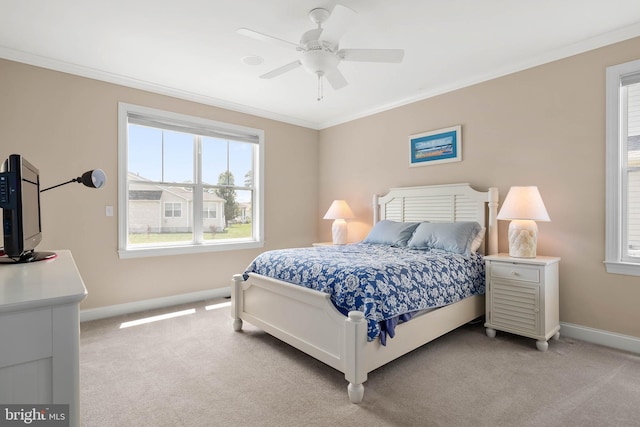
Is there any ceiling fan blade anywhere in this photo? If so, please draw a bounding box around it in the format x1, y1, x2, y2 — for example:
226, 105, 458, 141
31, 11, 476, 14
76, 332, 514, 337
339, 49, 405, 63
320, 5, 356, 47
237, 28, 299, 50
260, 60, 302, 79
325, 68, 348, 90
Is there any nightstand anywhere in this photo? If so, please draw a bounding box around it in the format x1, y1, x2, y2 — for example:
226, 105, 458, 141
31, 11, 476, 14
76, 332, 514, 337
484, 254, 560, 351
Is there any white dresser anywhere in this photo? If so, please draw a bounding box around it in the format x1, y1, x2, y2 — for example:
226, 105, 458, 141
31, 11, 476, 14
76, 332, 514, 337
0, 250, 87, 427
484, 254, 560, 351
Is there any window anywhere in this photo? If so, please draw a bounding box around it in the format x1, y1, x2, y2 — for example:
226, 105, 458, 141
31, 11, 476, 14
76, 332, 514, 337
605, 59, 640, 276
164, 202, 182, 218
203, 202, 217, 219
118, 103, 264, 258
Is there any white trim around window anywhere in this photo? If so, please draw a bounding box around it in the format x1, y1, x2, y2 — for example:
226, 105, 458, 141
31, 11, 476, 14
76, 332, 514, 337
117, 102, 264, 259
605, 58, 640, 276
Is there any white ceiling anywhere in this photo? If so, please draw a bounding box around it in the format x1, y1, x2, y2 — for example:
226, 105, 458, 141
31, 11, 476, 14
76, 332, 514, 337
2, 0, 640, 129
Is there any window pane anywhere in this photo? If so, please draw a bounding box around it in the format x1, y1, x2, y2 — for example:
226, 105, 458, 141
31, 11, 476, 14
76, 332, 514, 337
201, 137, 254, 188
164, 202, 182, 218
202, 137, 228, 185
203, 201, 217, 219
202, 188, 225, 242
128, 182, 193, 246
202, 188, 253, 242
128, 124, 163, 181
162, 130, 193, 183
128, 124, 194, 183
235, 190, 253, 225
229, 141, 254, 188
628, 82, 640, 141
628, 169, 640, 256
627, 82, 640, 258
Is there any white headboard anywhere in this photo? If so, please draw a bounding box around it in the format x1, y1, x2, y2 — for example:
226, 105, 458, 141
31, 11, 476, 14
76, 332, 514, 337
373, 183, 499, 255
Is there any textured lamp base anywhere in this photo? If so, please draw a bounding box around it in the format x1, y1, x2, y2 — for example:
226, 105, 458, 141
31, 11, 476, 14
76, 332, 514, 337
332, 219, 348, 245
508, 220, 538, 258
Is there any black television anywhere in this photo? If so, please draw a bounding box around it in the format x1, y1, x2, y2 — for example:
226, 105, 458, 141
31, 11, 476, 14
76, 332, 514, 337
0, 154, 55, 263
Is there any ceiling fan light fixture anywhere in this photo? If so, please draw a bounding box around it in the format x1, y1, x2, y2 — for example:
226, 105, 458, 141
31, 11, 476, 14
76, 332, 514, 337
300, 50, 339, 75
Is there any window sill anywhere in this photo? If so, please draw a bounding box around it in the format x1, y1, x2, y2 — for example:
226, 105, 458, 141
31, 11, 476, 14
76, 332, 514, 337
604, 260, 640, 277
118, 240, 263, 259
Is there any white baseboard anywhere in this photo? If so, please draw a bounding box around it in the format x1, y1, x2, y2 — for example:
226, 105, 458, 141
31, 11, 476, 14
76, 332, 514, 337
80, 287, 231, 323
560, 322, 640, 355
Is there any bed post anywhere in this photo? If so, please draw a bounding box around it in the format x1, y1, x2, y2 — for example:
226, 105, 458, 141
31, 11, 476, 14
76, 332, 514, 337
372, 194, 380, 224
344, 311, 367, 403
231, 274, 244, 331
487, 187, 499, 255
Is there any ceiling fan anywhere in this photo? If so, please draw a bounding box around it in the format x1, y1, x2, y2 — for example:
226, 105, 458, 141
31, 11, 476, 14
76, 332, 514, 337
237, 4, 404, 100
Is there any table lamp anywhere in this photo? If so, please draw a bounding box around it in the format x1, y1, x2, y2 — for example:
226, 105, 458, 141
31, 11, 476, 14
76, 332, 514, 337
323, 200, 354, 245
497, 186, 550, 258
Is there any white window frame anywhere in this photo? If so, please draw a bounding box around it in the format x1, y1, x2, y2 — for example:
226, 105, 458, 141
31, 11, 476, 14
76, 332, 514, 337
117, 103, 264, 259
605, 58, 640, 276
164, 202, 182, 218
203, 202, 217, 219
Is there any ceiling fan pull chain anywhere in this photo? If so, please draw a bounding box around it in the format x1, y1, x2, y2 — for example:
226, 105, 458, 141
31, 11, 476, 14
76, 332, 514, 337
317, 73, 324, 101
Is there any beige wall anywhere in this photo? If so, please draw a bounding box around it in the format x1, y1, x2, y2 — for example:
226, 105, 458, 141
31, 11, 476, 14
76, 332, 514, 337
0, 59, 319, 310
318, 36, 640, 339
3, 36, 640, 338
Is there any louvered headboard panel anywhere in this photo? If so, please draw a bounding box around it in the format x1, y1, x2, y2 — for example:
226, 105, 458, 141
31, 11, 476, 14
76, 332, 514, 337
373, 183, 499, 255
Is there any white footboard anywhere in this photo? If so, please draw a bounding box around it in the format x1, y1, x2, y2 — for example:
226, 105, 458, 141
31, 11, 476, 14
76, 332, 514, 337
232, 273, 368, 402
232, 273, 483, 403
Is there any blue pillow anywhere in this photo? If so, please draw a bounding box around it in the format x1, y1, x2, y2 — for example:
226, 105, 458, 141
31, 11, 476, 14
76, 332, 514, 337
407, 221, 483, 254
363, 220, 420, 247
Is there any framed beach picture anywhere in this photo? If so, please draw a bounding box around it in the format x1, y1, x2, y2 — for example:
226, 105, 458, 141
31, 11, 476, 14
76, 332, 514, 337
409, 125, 462, 167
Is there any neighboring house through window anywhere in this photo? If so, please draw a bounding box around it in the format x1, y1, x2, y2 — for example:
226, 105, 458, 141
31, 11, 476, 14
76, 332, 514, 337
118, 103, 264, 258
605, 58, 640, 276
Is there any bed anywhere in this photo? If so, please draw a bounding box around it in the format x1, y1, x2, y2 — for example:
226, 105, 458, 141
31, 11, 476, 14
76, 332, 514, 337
231, 183, 499, 403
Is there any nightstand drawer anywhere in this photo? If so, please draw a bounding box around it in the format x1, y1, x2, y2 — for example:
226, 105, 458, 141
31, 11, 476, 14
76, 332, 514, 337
490, 264, 540, 283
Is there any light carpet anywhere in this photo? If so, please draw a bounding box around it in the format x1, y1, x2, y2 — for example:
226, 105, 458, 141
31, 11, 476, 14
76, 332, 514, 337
80, 298, 640, 426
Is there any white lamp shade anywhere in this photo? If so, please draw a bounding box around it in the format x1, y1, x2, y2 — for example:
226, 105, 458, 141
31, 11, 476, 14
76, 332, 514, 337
498, 186, 549, 258
323, 200, 355, 220
323, 200, 354, 245
497, 186, 550, 221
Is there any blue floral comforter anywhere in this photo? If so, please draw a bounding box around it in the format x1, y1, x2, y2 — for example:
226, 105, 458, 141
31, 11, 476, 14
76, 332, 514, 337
243, 243, 485, 343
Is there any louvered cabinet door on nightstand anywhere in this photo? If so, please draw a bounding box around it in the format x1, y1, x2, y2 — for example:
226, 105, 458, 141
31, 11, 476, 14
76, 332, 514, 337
484, 254, 561, 351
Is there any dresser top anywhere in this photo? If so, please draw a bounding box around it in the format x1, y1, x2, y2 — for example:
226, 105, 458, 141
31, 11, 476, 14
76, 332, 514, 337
0, 250, 87, 314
